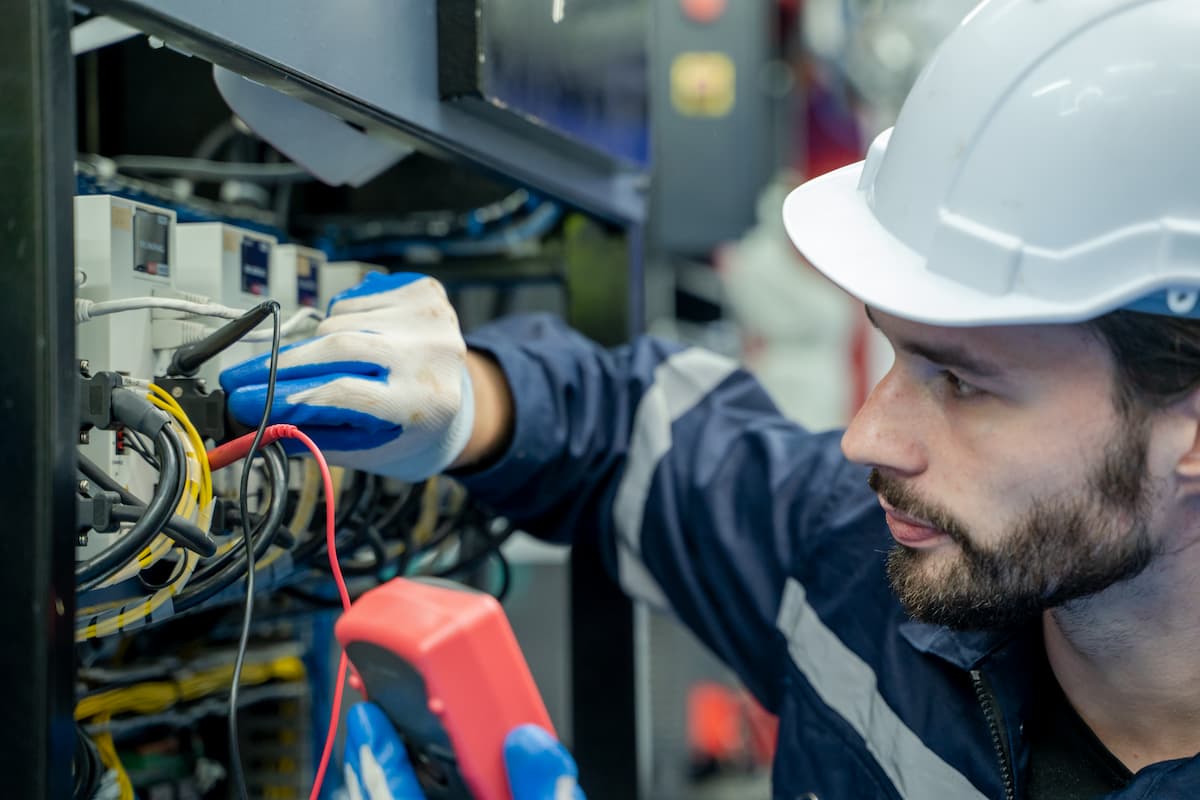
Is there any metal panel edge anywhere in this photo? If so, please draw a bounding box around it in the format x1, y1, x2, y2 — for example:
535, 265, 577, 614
86, 0, 649, 225
0, 0, 80, 796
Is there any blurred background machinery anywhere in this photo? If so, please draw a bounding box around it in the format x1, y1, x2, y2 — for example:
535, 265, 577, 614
7, 1, 968, 798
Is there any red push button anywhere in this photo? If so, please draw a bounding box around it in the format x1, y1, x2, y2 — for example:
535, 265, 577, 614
681, 0, 726, 24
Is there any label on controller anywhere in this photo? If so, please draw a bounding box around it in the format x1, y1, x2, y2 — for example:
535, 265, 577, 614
241, 237, 271, 296
297, 255, 320, 308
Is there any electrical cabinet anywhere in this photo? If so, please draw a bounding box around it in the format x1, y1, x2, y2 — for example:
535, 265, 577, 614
11, 2, 650, 798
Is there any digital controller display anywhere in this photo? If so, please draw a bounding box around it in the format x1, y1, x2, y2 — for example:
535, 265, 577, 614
297, 255, 320, 308
132, 209, 171, 278
241, 238, 271, 296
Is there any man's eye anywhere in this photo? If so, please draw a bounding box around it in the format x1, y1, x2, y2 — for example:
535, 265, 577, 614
941, 370, 981, 399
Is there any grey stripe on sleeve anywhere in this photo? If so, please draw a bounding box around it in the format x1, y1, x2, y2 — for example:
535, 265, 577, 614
611, 348, 738, 609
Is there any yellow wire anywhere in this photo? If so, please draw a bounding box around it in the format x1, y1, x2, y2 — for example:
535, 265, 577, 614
412, 476, 440, 545
80, 394, 217, 632
92, 421, 201, 591
76, 548, 201, 641
148, 383, 211, 500
76, 655, 306, 720
92, 713, 134, 800
288, 460, 321, 538
148, 383, 212, 509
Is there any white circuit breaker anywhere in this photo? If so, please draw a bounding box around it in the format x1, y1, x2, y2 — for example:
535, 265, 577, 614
272, 243, 326, 318
174, 222, 278, 311
75, 194, 179, 559
319, 260, 380, 309
174, 222, 280, 386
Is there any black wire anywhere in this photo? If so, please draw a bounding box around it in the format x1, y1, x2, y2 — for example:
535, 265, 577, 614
168, 302, 275, 377
372, 481, 423, 531
77, 452, 215, 556
280, 584, 350, 609
288, 469, 369, 566
190, 458, 274, 583
433, 518, 516, 581
492, 548, 512, 602
105, 505, 215, 558
334, 471, 369, 527
229, 300, 280, 800
122, 428, 159, 469
285, 526, 515, 606
333, 524, 390, 577
431, 529, 499, 580
173, 444, 288, 612
73, 725, 103, 800
138, 554, 187, 591
312, 474, 380, 574
76, 426, 186, 591
78, 452, 145, 506
409, 502, 471, 561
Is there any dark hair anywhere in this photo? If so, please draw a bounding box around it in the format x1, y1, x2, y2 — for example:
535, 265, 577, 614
1086, 310, 1200, 412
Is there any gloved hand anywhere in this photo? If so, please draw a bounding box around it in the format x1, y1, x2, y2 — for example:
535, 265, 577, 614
220, 272, 474, 481
343, 702, 585, 800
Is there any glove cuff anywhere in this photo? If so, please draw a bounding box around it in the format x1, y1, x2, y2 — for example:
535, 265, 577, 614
422, 365, 476, 478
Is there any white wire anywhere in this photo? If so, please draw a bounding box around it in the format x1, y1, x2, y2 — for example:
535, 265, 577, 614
234, 307, 322, 341
75, 298, 325, 334
76, 297, 245, 323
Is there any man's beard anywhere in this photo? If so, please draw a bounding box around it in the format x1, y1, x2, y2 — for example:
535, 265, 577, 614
872, 415, 1159, 631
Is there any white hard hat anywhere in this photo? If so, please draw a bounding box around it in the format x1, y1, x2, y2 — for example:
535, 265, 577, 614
783, 0, 1200, 326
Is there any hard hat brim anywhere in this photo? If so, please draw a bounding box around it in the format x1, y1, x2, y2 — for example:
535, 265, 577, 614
782, 162, 1083, 327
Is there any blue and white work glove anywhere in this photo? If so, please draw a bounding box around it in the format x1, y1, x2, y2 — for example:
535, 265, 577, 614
343, 702, 586, 800
220, 273, 474, 481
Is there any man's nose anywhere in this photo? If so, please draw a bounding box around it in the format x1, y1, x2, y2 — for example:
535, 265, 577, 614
841, 368, 929, 477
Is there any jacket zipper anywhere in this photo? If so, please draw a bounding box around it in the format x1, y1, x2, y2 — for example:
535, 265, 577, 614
971, 669, 1015, 800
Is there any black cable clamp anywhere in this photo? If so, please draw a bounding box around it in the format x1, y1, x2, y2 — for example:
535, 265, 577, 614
78, 369, 124, 434
76, 486, 122, 536
78, 368, 171, 437
152, 376, 227, 442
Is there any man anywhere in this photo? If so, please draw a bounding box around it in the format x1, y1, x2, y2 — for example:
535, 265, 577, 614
222, 1, 1200, 797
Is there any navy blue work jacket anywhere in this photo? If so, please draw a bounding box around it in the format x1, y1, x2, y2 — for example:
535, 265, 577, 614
459, 314, 1200, 799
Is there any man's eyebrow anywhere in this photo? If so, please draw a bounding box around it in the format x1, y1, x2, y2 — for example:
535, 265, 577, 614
864, 305, 1006, 378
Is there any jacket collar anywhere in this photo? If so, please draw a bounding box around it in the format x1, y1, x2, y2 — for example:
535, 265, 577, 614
897, 618, 1028, 671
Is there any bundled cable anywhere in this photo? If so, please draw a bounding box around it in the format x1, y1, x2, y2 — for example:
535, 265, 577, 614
206, 424, 349, 800
147, 383, 213, 510
76, 426, 213, 639
75, 653, 306, 721
72, 725, 104, 800
75, 377, 220, 638
76, 390, 187, 591
77, 453, 215, 559
173, 443, 289, 613
92, 713, 133, 800
81, 386, 215, 595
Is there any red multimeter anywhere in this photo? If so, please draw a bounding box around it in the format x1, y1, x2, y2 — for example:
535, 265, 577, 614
335, 577, 556, 800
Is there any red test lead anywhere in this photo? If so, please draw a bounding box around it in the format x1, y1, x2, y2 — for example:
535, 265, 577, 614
210, 426, 351, 799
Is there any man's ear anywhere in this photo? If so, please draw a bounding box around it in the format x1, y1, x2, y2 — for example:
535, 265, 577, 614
1172, 388, 1200, 482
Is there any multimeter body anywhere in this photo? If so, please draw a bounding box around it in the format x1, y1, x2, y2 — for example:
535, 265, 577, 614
336, 577, 556, 800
